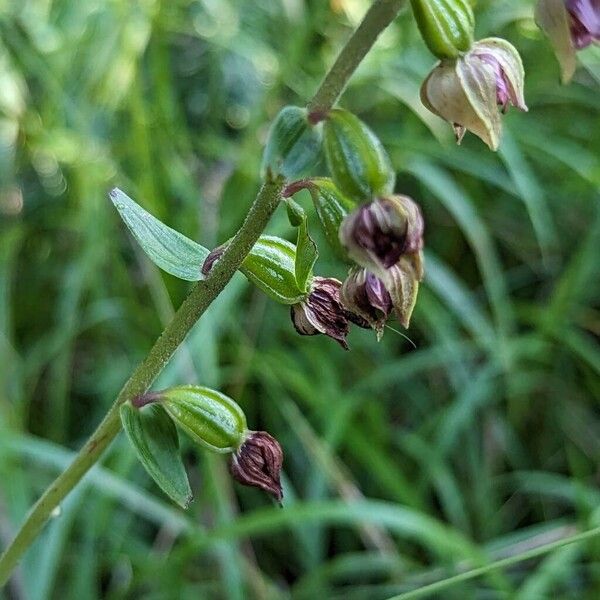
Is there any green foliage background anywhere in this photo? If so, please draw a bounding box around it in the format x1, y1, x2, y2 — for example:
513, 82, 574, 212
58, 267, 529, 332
1, 0, 600, 598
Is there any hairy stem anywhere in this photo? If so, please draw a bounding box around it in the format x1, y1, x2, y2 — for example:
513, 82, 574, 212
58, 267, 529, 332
0, 0, 404, 585
0, 179, 283, 585
307, 0, 406, 121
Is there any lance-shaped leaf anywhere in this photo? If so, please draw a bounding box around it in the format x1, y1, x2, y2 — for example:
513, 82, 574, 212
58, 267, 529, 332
110, 188, 209, 281
120, 403, 193, 508
285, 198, 318, 293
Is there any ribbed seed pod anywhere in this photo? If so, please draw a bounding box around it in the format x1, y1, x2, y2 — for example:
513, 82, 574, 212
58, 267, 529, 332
261, 106, 322, 181
240, 236, 307, 304
410, 0, 475, 59
308, 178, 356, 261
323, 109, 395, 202
157, 386, 247, 453
202, 236, 307, 305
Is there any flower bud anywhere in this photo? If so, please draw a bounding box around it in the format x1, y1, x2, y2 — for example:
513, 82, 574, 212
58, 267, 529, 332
323, 109, 395, 201
420, 38, 527, 150
230, 431, 284, 503
261, 106, 323, 181
290, 276, 350, 349
536, 0, 600, 83
203, 236, 306, 305
135, 386, 247, 453
339, 195, 424, 272
410, 0, 475, 59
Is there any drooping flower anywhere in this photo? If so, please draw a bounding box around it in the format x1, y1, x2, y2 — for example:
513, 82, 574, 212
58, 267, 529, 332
341, 268, 393, 337
536, 0, 600, 82
339, 195, 424, 273
230, 431, 284, 503
341, 258, 421, 337
290, 276, 350, 349
420, 38, 527, 150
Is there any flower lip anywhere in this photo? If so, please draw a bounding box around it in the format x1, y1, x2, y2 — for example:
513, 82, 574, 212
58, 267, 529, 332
473, 52, 520, 112
230, 431, 283, 503
290, 277, 350, 349
340, 268, 393, 338
567, 0, 600, 48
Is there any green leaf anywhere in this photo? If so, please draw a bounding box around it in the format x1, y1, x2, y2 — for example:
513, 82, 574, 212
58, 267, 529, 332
285, 198, 317, 293
110, 188, 209, 281
120, 403, 193, 509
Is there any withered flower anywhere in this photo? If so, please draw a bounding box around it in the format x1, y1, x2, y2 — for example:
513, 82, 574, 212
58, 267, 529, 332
291, 276, 350, 349
230, 431, 284, 503
536, 0, 599, 83
339, 196, 424, 273
420, 38, 527, 150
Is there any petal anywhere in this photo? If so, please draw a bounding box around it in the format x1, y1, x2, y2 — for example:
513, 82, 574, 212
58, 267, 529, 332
474, 38, 528, 111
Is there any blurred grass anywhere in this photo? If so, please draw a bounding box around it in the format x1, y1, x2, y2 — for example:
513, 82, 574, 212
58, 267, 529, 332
1, 0, 600, 598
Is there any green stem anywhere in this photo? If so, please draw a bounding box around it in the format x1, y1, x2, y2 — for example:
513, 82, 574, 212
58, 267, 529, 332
307, 0, 406, 120
0, 0, 404, 585
388, 524, 600, 600
0, 178, 283, 586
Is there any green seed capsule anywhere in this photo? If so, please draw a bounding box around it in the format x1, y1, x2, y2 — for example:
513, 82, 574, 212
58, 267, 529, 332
159, 386, 247, 453
261, 106, 323, 181
410, 0, 474, 59
308, 178, 356, 261
323, 109, 395, 202
241, 236, 307, 305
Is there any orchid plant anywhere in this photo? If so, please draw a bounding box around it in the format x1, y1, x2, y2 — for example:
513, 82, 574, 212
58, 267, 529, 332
2, 0, 595, 590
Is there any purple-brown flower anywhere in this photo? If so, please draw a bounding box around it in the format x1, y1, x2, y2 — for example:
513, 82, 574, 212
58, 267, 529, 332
536, 0, 600, 82
339, 196, 424, 273
230, 431, 283, 503
341, 258, 422, 338
291, 277, 350, 349
341, 269, 393, 337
